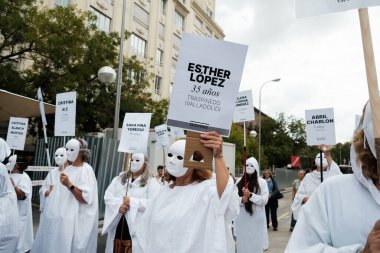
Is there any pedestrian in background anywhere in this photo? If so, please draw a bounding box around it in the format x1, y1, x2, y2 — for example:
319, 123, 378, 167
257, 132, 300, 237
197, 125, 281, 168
290, 169, 305, 232
263, 169, 280, 231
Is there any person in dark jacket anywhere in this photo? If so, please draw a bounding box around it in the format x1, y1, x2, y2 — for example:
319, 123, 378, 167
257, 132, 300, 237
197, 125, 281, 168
262, 169, 280, 231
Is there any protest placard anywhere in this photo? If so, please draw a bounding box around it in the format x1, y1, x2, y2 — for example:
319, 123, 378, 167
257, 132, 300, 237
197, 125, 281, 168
118, 113, 152, 153
305, 108, 336, 145
155, 124, 170, 148
233, 90, 255, 123
6, 117, 28, 150
54, 91, 76, 136
167, 33, 248, 137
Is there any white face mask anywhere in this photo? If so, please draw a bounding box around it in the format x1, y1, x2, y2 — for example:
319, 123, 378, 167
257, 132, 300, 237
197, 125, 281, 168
315, 154, 328, 168
55, 147, 67, 166
246, 157, 259, 175
166, 140, 188, 178
6, 155, 17, 172
66, 139, 80, 162
130, 153, 145, 173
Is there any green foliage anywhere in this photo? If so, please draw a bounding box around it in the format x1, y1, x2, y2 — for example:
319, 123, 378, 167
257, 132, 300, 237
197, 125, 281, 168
0, 1, 168, 135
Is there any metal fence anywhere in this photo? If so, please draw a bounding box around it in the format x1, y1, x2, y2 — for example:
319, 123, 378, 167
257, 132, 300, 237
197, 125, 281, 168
32, 136, 127, 218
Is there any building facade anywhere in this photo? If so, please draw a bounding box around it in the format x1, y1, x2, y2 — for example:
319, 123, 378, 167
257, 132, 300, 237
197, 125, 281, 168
44, 0, 225, 100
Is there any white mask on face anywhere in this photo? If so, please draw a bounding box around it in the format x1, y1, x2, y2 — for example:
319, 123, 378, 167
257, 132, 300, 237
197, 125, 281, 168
166, 140, 188, 178
66, 139, 80, 162
315, 154, 328, 168
130, 153, 145, 173
246, 157, 259, 175
55, 147, 67, 166
6, 155, 17, 172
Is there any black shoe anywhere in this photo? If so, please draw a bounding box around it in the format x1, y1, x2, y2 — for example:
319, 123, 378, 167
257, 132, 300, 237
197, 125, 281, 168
290, 227, 294, 232
267, 226, 270, 229
273, 227, 278, 231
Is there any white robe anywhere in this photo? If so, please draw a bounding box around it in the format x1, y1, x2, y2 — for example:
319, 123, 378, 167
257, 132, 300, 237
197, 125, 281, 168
291, 162, 342, 220
0, 164, 19, 253
135, 177, 240, 253
235, 177, 269, 253
39, 167, 61, 212
285, 146, 380, 252
102, 174, 161, 253
32, 163, 99, 253
10, 172, 33, 253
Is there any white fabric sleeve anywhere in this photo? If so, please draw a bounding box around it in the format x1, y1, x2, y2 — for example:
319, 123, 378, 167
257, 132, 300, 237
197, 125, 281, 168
39, 171, 52, 212
329, 162, 343, 176
249, 179, 269, 206
16, 174, 31, 198
102, 177, 123, 235
76, 164, 96, 205
291, 177, 308, 220
285, 184, 364, 253
224, 184, 240, 222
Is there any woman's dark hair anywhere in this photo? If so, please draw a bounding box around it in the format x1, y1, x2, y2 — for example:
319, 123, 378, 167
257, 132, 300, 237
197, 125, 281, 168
237, 171, 260, 216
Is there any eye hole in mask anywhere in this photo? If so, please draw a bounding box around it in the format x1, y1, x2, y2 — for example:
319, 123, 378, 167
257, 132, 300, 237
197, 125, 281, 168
168, 153, 183, 160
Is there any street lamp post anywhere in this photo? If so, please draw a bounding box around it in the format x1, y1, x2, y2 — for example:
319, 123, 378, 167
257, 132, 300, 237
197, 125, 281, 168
258, 78, 281, 167
98, 0, 127, 140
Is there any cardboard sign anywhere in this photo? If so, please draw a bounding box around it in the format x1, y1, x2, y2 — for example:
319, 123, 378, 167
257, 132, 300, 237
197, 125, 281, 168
54, 91, 76, 136
155, 124, 170, 148
184, 131, 213, 170
37, 87, 47, 126
233, 90, 255, 123
295, 0, 380, 18
167, 33, 248, 137
305, 108, 336, 145
118, 113, 152, 153
6, 117, 28, 150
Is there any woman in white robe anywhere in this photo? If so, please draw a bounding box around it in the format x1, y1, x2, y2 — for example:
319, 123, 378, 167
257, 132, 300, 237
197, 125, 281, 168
291, 146, 342, 220
102, 153, 161, 253
39, 147, 67, 212
32, 138, 98, 253
0, 138, 19, 253
8, 155, 34, 253
235, 157, 269, 253
135, 131, 240, 253
285, 101, 380, 252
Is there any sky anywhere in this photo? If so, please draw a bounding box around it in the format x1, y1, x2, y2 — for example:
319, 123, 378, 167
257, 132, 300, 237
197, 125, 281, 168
215, 0, 380, 143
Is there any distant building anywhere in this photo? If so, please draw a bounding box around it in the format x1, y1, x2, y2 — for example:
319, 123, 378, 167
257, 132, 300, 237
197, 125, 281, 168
43, 0, 225, 100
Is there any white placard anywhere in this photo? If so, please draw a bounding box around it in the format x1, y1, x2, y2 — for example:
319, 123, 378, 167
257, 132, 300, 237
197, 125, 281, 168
305, 108, 336, 145
37, 87, 47, 126
118, 113, 152, 153
6, 117, 29, 150
295, 0, 380, 18
233, 90, 255, 123
169, 127, 186, 139
167, 33, 248, 137
54, 91, 76, 136
155, 124, 170, 148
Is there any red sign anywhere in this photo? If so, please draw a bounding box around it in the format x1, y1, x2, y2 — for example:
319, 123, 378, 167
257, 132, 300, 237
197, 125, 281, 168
291, 155, 300, 167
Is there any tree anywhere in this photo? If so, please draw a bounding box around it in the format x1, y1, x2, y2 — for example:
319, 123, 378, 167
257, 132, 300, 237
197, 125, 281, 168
0, 1, 167, 135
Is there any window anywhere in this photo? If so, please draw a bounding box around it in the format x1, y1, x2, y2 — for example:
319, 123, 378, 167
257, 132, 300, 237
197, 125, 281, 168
206, 27, 212, 37
130, 34, 147, 57
194, 16, 202, 29
206, 7, 213, 19
174, 10, 184, 31
160, 0, 167, 15
158, 23, 165, 39
154, 76, 161, 95
156, 49, 163, 66
127, 69, 145, 84
55, 0, 69, 7
173, 34, 181, 50
133, 3, 149, 27
90, 7, 111, 33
